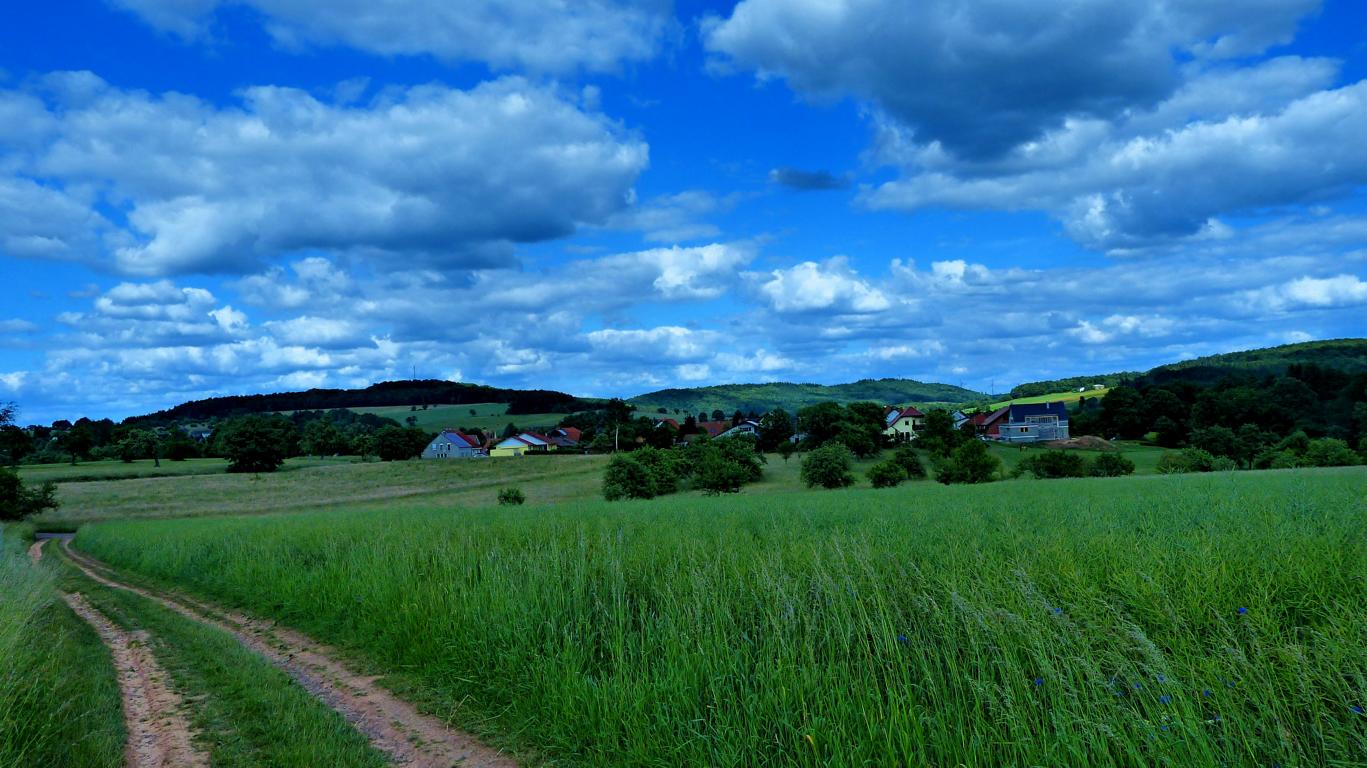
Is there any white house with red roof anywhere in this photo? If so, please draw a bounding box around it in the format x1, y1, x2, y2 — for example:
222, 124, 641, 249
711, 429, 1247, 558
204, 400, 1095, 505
883, 406, 925, 442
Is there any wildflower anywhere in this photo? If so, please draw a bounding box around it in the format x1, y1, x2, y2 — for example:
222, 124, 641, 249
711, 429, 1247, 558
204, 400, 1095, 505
1134, 682, 1142, 690
896, 634, 909, 645
1159, 695, 1172, 705
1156, 674, 1167, 683
1352, 705, 1364, 715
1237, 607, 1247, 615
1202, 689, 1212, 697
1034, 678, 1044, 686
1160, 725, 1171, 731
1051, 607, 1063, 615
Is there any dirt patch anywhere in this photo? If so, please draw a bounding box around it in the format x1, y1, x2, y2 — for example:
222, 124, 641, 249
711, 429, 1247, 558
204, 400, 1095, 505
61, 592, 210, 768
28, 539, 44, 564
1043, 436, 1117, 451
62, 541, 518, 768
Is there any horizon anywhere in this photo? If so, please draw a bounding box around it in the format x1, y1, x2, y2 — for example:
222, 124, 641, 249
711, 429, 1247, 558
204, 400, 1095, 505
3, 1, 1367, 425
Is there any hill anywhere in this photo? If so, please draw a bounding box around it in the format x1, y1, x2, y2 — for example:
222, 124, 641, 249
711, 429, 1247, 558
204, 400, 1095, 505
629, 378, 985, 416
1009, 339, 1367, 397
128, 380, 600, 424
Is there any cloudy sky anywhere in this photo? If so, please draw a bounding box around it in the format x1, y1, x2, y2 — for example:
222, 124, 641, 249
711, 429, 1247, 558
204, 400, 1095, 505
2, 0, 1366, 423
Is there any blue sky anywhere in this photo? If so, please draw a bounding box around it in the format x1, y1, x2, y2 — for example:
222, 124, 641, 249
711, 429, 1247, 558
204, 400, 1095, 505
2, 0, 1366, 424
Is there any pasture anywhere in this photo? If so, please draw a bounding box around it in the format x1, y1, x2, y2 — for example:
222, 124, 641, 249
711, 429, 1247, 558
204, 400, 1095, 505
73, 467, 1367, 767
339, 402, 573, 433
990, 387, 1110, 409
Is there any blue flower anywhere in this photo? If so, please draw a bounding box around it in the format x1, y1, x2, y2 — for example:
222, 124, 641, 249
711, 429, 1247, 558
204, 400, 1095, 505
1160, 725, 1171, 732
1237, 607, 1248, 615
1134, 682, 1143, 690
1352, 705, 1365, 715
1033, 677, 1044, 686
1156, 674, 1167, 683
1202, 689, 1212, 697
1159, 695, 1172, 705
1052, 607, 1063, 615
896, 634, 909, 644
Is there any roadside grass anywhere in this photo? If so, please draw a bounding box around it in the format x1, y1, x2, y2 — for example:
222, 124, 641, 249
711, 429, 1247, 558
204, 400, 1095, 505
17, 456, 354, 485
48, 545, 387, 768
987, 440, 1166, 476
0, 529, 123, 768
36, 454, 609, 525
77, 468, 1367, 767
340, 402, 571, 433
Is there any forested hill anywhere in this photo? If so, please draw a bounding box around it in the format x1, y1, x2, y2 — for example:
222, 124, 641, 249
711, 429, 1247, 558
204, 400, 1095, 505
131, 380, 598, 423
629, 379, 985, 416
1011, 339, 1367, 397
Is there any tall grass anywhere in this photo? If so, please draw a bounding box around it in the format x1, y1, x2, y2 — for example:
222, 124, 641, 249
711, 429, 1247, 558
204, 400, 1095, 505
0, 528, 123, 768
80, 469, 1367, 766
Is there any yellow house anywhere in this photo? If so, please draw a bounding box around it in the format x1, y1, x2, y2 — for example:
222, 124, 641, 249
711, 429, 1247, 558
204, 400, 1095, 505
883, 406, 924, 443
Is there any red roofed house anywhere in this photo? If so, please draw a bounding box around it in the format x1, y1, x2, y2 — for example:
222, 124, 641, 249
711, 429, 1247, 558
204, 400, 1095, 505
883, 406, 925, 443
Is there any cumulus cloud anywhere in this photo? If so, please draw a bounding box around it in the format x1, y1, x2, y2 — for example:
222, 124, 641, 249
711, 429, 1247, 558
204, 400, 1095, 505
706, 0, 1319, 160
1, 74, 648, 276
753, 257, 890, 314
113, 0, 673, 74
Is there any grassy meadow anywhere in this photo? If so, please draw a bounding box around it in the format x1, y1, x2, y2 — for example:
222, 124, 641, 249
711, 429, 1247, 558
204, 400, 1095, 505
16, 455, 354, 485
339, 402, 572, 433
989, 387, 1111, 409
75, 468, 1367, 767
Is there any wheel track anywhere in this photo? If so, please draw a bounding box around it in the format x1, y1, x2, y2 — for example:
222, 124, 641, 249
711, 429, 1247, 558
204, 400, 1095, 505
60, 539, 518, 768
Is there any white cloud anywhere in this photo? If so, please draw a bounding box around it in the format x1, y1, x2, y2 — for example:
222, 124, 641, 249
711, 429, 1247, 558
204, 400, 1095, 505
113, 0, 672, 74
754, 257, 890, 314
2, 74, 648, 276
1243, 274, 1367, 311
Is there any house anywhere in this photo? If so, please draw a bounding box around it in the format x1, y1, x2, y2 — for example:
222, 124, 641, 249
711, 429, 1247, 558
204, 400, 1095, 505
978, 406, 1010, 438
718, 419, 761, 439
491, 432, 553, 457
653, 418, 680, 431
421, 430, 486, 459
883, 406, 924, 442
179, 423, 214, 442
951, 410, 969, 429
546, 426, 581, 450
997, 402, 1070, 443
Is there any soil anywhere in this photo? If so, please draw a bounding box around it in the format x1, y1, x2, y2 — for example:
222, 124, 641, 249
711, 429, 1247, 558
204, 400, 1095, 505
32, 540, 210, 768
61, 540, 518, 768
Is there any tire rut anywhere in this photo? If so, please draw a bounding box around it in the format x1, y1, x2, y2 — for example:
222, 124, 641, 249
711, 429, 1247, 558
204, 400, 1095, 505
33, 540, 210, 768
61, 540, 518, 768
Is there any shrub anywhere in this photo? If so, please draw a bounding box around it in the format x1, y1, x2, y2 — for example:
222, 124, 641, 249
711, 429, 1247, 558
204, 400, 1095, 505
695, 450, 749, 495
1089, 452, 1135, 477
867, 461, 907, 489
631, 446, 683, 495
801, 443, 856, 489
603, 453, 656, 501
1157, 447, 1228, 474
497, 487, 526, 506
1302, 438, 1359, 467
0, 467, 57, 521
217, 415, 290, 473
935, 439, 1000, 484
1013, 450, 1088, 479
892, 445, 926, 478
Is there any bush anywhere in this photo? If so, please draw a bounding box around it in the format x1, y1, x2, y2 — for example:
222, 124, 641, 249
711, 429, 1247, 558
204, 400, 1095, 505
1157, 447, 1233, 474
0, 467, 57, 521
867, 461, 907, 488
497, 487, 525, 506
695, 450, 750, 495
375, 426, 431, 462
603, 453, 657, 501
1089, 452, 1135, 477
935, 439, 1000, 484
892, 445, 926, 478
801, 443, 856, 489
1302, 438, 1359, 467
1013, 450, 1088, 479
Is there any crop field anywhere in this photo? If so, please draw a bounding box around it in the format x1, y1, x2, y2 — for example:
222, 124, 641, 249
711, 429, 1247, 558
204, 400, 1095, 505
989, 387, 1110, 410
72, 467, 1367, 767
339, 402, 573, 433
16, 456, 353, 485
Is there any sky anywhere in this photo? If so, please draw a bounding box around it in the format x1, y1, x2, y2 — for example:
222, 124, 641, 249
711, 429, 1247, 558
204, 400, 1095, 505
1, 0, 1366, 425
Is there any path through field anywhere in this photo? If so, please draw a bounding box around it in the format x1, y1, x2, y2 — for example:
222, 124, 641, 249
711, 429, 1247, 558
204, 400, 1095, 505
33, 539, 210, 768
60, 539, 517, 768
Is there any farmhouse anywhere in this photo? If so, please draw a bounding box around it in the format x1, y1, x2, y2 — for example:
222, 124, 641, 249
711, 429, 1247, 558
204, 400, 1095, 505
491, 432, 552, 457
546, 426, 581, 449
718, 419, 762, 439
977, 406, 1010, 438
997, 402, 1070, 443
883, 406, 924, 442
421, 430, 486, 459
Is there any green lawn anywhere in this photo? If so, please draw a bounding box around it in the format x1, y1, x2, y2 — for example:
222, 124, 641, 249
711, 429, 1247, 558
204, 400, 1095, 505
76, 468, 1367, 767
987, 440, 1166, 476
16, 456, 354, 485
989, 387, 1110, 410
339, 402, 571, 433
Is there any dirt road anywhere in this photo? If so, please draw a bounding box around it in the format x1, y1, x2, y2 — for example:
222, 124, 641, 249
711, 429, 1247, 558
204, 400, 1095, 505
61, 540, 518, 768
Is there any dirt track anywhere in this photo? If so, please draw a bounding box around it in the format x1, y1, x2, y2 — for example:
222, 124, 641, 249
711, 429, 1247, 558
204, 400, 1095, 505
33, 540, 210, 768
61, 540, 518, 768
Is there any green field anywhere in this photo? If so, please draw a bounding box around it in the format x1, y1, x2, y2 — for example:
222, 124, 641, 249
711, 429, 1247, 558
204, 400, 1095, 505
16, 456, 354, 485
339, 402, 572, 433
989, 387, 1110, 410
72, 467, 1367, 767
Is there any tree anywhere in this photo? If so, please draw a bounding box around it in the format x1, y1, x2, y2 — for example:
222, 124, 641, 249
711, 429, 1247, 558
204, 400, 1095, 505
0, 425, 33, 465
935, 439, 1000, 484
711, 409, 726, 422
1152, 416, 1185, 448
603, 453, 656, 500
115, 429, 160, 464
891, 445, 926, 478
1013, 450, 1088, 479
867, 460, 907, 488
694, 447, 749, 495
375, 426, 430, 461
301, 419, 348, 458
1090, 452, 1135, 477
917, 410, 960, 458
59, 423, 94, 465
777, 440, 796, 463
1190, 426, 1239, 460
757, 408, 795, 452
217, 415, 289, 473
1302, 438, 1359, 467
0, 466, 57, 521
1099, 386, 1148, 439
801, 442, 855, 489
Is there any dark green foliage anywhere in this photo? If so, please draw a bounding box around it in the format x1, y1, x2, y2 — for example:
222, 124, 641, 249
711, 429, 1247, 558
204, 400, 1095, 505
776, 441, 796, 463
163, 436, 199, 461
1156, 448, 1236, 474
374, 426, 431, 462
217, 415, 294, 473
916, 410, 960, 458
300, 419, 349, 457
1302, 438, 1359, 467
795, 401, 885, 457
0, 426, 32, 465
631, 378, 984, 417
800, 442, 856, 489
935, 439, 1000, 484
1189, 425, 1239, 459
1010, 372, 1139, 399
1089, 452, 1136, 477
867, 460, 907, 488
603, 453, 657, 501
694, 450, 750, 495
58, 423, 94, 465
497, 487, 526, 506
756, 408, 794, 452
892, 445, 926, 478
0, 466, 58, 520
1013, 450, 1089, 479
1152, 416, 1185, 447
1099, 386, 1148, 439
